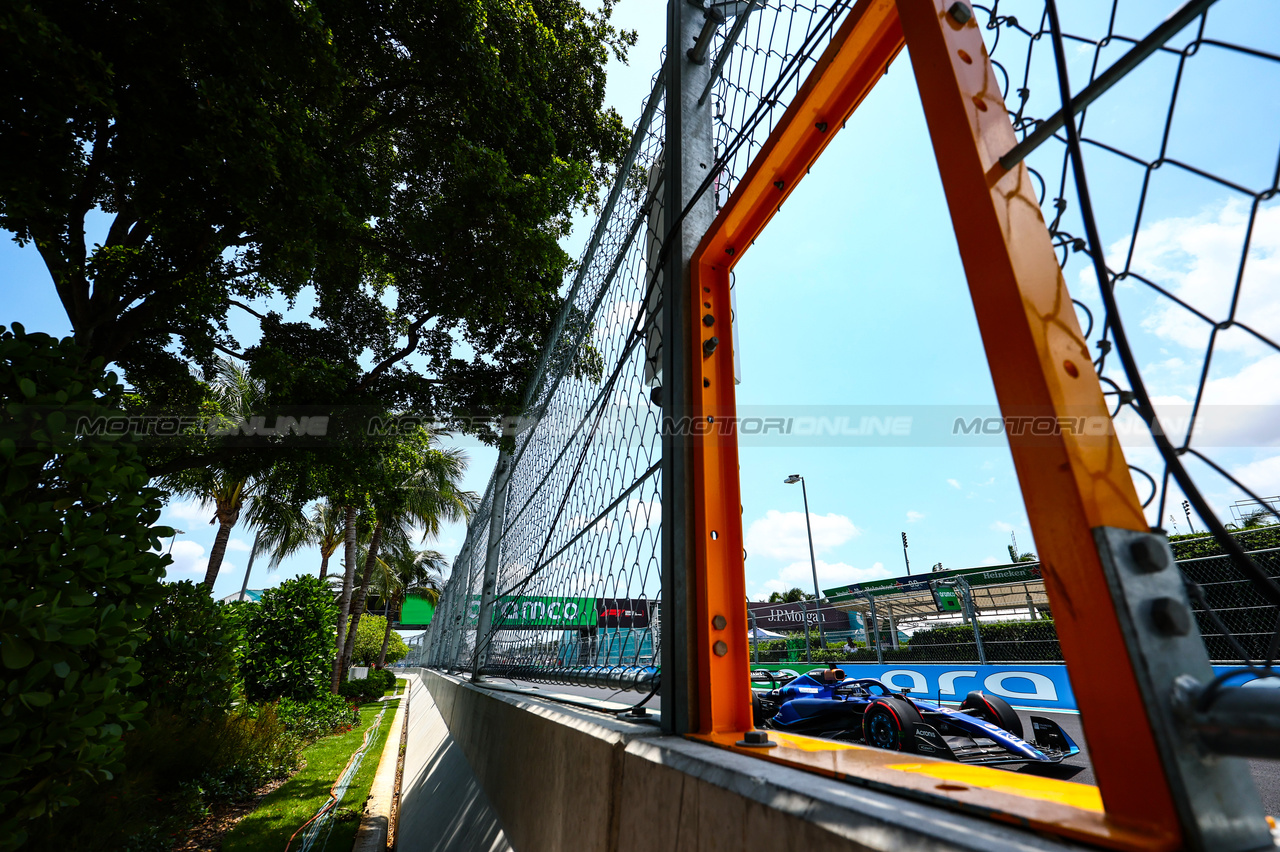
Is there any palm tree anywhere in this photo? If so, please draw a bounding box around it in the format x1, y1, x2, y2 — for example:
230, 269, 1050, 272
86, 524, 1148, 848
336, 432, 475, 683
247, 498, 347, 580
157, 358, 264, 591
370, 547, 446, 669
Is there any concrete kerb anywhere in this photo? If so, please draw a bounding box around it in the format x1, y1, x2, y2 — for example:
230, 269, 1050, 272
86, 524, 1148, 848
353, 680, 409, 852
414, 668, 1102, 852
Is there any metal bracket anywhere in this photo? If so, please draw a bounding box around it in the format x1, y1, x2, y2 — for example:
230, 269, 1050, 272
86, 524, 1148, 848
686, 3, 726, 65
1094, 526, 1271, 852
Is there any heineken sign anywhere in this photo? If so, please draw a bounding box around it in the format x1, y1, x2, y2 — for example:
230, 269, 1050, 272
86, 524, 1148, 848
825, 562, 1043, 612
465, 596, 656, 630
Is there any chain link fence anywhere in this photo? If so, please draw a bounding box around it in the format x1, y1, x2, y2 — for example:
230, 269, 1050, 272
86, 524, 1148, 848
420, 1, 1278, 694
419, 1, 866, 689
975, 0, 1280, 673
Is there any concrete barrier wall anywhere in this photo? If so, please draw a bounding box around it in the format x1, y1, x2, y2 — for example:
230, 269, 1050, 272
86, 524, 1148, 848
408, 669, 1097, 852
399, 673, 511, 852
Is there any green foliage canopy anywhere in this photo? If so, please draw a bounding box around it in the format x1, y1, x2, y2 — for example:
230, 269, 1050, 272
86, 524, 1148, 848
1, 0, 636, 467
0, 325, 171, 849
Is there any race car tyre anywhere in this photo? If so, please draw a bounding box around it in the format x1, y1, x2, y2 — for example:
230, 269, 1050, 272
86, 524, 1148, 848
862, 697, 923, 752
752, 691, 772, 728
961, 691, 1024, 740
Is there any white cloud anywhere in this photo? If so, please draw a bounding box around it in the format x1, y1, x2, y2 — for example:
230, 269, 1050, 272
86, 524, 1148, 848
947, 478, 961, 489
1097, 199, 1280, 353
227, 537, 252, 552
165, 499, 212, 523
165, 539, 208, 575
1233, 454, 1280, 498
758, 560, 891, 599
906, 510, 925, 523
981, 556, 1001, 565
745, 509, 861, 561
990, 520, 1015, 533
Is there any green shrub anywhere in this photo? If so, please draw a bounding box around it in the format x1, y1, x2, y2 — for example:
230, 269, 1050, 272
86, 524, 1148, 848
0, 326, 171, 850
339, 676, 385, 704
277, 693, 359, 742
239, 575, 338, 703
351, 614, 408, 666
27, 705, 300, 852
367, 668, 395, 694
1171, 525, 1280, 560
133, 581, 239, 719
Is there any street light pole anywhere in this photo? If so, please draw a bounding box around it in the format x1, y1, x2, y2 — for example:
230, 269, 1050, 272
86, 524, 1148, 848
166, 529, 186, 556
785, 474, 826, 652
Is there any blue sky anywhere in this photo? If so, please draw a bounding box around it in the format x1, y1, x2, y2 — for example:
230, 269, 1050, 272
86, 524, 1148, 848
3, 0, 1276, 605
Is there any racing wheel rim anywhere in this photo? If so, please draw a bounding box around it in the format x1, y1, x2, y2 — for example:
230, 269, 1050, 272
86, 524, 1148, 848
865, 706, 901, 750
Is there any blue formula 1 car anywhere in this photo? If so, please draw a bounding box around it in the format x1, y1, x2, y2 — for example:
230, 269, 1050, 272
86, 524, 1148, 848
751, 671, 1080, 766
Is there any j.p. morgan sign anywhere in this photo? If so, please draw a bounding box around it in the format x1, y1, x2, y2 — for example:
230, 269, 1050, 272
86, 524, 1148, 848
747, 601, 850, 631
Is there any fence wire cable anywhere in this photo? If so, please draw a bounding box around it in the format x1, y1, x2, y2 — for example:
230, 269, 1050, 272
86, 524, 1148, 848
969, 0, 1280, 686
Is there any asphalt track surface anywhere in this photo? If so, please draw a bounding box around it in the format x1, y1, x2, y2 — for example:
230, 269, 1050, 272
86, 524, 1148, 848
492, 677, 1280, 815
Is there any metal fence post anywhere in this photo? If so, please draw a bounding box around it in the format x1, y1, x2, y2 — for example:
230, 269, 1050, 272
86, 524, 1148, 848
958, 577, 987, 665
749, 610, 759, 664
442, 545, 472, 670
866, 593, 883, 665
660, 0, 716, 735
887, 602, 898, 650
471, 452, 512, 681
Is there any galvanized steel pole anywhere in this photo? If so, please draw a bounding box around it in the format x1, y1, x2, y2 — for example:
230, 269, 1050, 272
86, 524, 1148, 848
660, 0, 717, 735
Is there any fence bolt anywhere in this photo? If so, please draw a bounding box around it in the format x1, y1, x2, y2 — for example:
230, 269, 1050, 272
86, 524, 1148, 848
1150, 597, 1191, 636
713, 640, 729, 656
703, 313, 715, 326
703, 336, 719, 356
712, 614, 727, 629
736, 730, 778, 748
1130, 537, 1170, 573
947, 2, 972, 24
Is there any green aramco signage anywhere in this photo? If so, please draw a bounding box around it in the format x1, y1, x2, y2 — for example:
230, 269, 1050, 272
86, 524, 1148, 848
467, 595, 597, 629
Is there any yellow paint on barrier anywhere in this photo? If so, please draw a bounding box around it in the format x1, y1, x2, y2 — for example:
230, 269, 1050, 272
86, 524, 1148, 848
886, 762, 1104, 812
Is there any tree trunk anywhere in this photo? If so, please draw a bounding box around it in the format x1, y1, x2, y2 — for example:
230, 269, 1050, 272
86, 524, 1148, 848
331, 505, 359, 695
203, 518, 235, 591
376, 593, 400, 669
341, 519, 384, 677
318, 549, 330, 580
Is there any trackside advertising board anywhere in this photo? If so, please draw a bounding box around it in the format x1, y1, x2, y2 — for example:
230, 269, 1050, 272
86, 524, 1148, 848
751, 663, 1279, 713
398, 595, 437, 627
462, 596, 657, 630
825, 562, 1043, 612
752, 663, 1076, 711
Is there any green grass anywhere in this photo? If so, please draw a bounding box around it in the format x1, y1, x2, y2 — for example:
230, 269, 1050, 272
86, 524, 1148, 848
222, 680, 405, 852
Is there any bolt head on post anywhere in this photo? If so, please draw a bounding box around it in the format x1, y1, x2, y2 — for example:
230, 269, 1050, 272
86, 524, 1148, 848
1130, 536, 1171, 573
1150, 596, 1192, 636
947, 2, 972, 24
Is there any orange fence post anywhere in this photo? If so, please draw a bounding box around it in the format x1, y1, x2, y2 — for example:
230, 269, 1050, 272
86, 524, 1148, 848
894, 0, 1178, 841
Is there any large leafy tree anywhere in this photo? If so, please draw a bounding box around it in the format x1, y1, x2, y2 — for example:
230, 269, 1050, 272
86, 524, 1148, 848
2, 0, 634, 465
0, 1, 342, 404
